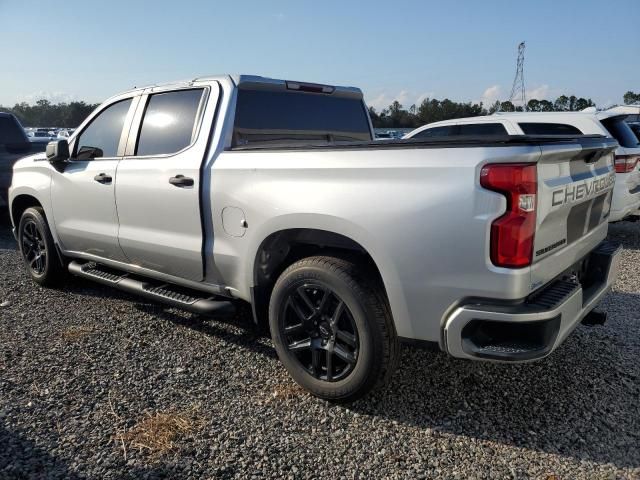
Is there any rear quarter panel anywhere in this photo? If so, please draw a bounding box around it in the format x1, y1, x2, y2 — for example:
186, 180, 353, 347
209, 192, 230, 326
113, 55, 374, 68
209, 145, 544, 342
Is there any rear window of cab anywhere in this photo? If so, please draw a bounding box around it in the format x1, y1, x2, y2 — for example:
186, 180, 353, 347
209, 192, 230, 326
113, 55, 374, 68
233, 89, 372, 147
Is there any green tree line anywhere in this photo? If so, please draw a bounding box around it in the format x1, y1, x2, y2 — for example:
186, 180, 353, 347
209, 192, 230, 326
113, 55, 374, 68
370, 91, 639, 129
0, 99, 100, 128
1, 91, 638, 129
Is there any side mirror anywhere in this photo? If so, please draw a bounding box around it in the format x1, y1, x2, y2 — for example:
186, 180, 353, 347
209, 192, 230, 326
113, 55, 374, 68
46, 140, 70, 168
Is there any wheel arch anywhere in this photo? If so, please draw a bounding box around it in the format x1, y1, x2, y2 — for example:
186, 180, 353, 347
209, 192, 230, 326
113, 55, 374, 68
10, 194, 44, 228
248, 223, 411, 338
9, 187, 61, 250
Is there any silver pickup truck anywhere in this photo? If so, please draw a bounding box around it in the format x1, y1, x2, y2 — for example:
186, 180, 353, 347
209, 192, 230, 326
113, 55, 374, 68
8, 75, 621, 401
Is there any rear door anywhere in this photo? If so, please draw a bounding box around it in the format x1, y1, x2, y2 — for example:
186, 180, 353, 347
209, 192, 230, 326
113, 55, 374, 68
115, 85, 219, 281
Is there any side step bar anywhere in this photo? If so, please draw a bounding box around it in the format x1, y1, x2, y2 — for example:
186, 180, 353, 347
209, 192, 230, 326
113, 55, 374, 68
68, 261, 235, 317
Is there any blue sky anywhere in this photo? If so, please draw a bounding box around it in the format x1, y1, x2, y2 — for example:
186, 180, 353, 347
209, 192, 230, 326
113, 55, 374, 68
1, 0, 638, 109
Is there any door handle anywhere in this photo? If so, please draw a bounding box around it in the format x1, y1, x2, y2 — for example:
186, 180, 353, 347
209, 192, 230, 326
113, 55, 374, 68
94, 173, 112, 184
169, 175, 194, 187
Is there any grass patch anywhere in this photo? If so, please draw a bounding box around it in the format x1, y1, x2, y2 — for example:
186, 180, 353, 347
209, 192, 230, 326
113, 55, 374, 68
60, 326, 93, 342
270, 383, 304, 401
117, 409, 203, 457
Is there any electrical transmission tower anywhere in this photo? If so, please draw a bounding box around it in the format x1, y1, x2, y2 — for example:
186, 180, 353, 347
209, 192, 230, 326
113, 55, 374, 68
508, 41, 526, 110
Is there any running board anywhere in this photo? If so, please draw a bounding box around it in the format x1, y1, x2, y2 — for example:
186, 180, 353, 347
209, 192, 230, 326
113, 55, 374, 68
68, 261, 235, 317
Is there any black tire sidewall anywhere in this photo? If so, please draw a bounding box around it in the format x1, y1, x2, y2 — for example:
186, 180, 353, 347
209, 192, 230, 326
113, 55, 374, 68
18, 208, 58, 285
269, 262, 383, 400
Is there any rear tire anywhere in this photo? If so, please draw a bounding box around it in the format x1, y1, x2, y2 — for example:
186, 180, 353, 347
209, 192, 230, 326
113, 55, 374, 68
269, 256, 399, 402
18, 207, 66, 287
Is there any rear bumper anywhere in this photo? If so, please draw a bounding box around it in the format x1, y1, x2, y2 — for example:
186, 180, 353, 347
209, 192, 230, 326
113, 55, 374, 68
443, 241, 621, 362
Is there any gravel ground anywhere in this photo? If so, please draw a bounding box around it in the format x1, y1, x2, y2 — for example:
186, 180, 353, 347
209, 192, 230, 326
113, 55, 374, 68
0, 212, 638, 479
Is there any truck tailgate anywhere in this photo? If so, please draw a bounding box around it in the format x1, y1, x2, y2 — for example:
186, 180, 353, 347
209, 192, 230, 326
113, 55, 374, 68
531, 137, 618, 289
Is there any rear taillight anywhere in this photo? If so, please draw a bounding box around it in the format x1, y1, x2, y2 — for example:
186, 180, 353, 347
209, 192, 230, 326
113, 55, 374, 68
614, 155, 639, 173
480, 163, 537, 268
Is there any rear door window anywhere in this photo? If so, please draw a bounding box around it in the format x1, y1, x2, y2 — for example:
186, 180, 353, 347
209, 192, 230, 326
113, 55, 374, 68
135, 89, 204, 156
75, 99, 133, 159
519, 123, 583, 135
600, 117, 640, 148
457, 123, 507, 135
411, 126, 455, 139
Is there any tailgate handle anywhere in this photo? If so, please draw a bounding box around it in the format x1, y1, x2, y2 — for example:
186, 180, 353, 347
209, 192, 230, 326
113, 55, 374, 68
583, 151, 600, 164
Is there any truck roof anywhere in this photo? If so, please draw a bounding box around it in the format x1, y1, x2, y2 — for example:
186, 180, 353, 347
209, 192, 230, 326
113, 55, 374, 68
113, 74, 363, 100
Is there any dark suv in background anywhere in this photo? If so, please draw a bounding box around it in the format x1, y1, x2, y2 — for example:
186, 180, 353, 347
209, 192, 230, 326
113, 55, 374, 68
0, 112, 47, 209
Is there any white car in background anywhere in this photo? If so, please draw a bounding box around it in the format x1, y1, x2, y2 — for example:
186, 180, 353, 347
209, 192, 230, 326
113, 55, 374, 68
608, 104, 640, 124
57, 129, 74, 139
404, 110, 640, 222
27, 130, 57, 142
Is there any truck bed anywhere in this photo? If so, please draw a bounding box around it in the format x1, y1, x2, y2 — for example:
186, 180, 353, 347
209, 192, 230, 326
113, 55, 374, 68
230, 134, 609, 151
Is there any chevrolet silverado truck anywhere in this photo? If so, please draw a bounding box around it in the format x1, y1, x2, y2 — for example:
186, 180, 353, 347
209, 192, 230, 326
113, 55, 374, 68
8, 75, 621, 401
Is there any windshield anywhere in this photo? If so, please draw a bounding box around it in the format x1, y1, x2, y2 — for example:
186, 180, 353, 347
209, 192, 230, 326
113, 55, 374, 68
233, 89, 372, 147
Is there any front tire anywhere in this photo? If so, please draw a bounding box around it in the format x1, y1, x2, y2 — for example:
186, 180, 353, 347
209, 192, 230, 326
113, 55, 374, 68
18, 207, 66, 287
269, 256, 399, 402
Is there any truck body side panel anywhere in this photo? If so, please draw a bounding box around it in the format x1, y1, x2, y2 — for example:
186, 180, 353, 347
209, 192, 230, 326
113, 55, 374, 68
209, 146, 541, 341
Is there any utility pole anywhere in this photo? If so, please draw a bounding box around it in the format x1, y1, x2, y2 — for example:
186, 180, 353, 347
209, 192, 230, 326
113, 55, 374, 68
508, 41, 527, 110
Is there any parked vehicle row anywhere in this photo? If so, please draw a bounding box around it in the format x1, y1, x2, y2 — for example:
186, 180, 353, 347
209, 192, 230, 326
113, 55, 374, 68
24, 127, 76, 141
404, 108, 640, 223
2, 75, 627, 401
374, 129, 404, 140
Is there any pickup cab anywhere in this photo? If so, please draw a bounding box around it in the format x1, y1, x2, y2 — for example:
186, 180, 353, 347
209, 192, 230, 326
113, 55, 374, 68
8, 75, 621, 401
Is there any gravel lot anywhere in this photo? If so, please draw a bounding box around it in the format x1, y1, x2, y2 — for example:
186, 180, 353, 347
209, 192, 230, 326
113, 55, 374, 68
0, 211, 638, 479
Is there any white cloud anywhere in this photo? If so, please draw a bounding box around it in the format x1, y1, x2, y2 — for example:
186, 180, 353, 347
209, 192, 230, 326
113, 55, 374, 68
17, 91, 77, 104
526, 84, 551, 100
477, 83, 560, 107
366, 92, 395, 111
416, 91, 436, 105
479, 84, 502, 106
366, 90, 435, 111
367, 84, 564, 112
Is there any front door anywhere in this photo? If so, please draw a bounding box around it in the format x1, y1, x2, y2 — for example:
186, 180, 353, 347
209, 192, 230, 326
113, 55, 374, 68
115, 86, 218, 281
51, 97, 136, 262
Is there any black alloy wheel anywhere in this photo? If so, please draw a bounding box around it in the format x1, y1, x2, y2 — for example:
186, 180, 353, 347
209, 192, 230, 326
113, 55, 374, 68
21, 219, 47, 276
281, 283, 359, 382
269, 256, 399, 402
18, 207, 66, 287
